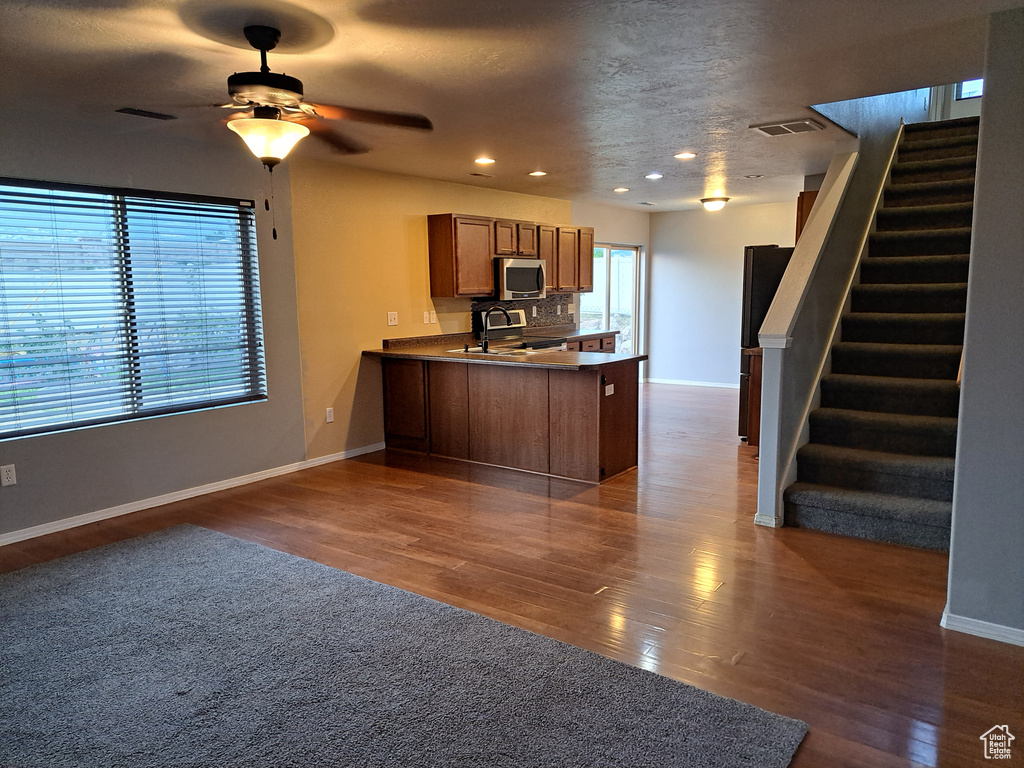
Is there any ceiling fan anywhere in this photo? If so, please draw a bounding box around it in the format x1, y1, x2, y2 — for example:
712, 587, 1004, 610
223, 24, 433, 168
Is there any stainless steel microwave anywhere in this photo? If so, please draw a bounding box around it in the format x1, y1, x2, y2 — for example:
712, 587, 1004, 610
496, 257, 546, 300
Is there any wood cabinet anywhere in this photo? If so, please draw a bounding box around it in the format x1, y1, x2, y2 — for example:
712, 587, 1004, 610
556, 227, 579, 291
427, 214, 495, 297
428, 214, 591, 297
538, 225, 557, 292
380, 355, 642, 483
495, 220, 538, 257
796, 190, 818, 242
567, 332, 617, 354
577, 227, 594, 293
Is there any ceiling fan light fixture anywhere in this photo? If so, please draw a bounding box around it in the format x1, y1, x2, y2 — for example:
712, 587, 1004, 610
228, 109, 309, 170
700, 197, 730, 211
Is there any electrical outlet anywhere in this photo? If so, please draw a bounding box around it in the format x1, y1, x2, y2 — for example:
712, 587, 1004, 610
325, 407, 334, 424
1, 464, 16, 487
532, 306, 537, 317
423, 311, 431, 324
557, 305, 561, 315
604, 384, 615, 397
387, 311, 398, 326
568, 302, 575, 316
430, 311, 437, 324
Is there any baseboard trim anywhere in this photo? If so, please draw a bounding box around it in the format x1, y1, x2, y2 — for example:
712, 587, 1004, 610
754, 513, 784, 528
0, 442, 386, 547
646, 378, 740, 389
941, 610, 1024, 647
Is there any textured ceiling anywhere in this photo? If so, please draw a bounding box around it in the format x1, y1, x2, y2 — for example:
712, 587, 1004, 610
0, 0, 1017, 210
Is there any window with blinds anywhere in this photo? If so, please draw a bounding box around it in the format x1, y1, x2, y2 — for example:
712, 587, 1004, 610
0, 178, 265, 439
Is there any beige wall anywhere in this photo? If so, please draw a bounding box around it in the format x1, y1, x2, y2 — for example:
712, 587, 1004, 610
288, 160, 572, 460
648, 202, 795, 386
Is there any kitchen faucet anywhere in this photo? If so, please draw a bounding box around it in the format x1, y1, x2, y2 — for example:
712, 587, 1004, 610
480, 306, 513, 352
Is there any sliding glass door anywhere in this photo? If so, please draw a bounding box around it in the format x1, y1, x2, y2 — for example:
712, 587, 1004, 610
579, 245, 641, 353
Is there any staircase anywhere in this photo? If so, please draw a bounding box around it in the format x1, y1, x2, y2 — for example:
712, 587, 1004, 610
784, 116, 980, 551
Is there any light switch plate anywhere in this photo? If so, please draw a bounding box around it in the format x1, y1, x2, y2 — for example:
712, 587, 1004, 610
423, 311, 431, 324
430, 311, 437, 324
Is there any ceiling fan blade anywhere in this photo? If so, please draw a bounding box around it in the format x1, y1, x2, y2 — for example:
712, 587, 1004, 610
306, 103, 433, 131
295, 118, 370, 155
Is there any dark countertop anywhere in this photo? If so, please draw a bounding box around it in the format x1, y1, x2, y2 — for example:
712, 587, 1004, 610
524, 325, 620, 342
363, 340, 645, 371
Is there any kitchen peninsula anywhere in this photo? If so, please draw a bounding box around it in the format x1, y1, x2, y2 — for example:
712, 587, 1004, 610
363, 331, 646, 483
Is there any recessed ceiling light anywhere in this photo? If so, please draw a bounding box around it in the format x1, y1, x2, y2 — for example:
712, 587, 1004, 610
744, 174, 764, 179
700, 197, 730, 211
674, 152, 697, 160
529, 171, 547, 176
614, 187, 630, 193
645, 172, 664, 180
475, 157, 496, 164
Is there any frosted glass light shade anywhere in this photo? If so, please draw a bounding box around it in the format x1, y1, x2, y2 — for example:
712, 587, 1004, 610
700, 197, 730, 212
227, 117, 310, 168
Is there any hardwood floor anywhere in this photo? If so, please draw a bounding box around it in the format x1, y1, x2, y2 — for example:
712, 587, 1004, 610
2, 383, 1021, 767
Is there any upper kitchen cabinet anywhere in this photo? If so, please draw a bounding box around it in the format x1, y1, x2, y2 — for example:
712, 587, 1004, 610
556, 227, 579, 292
538, 225, 557, 292
494, 220, 538, 257
428, 214, 495, 297
577, 227, 594, 293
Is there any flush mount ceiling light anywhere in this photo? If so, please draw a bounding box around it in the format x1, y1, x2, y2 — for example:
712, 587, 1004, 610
674, 152, 697, 160
227, 106, 309, 170
614, 187, 630, 192
529, 171, 547, 176
475, 157, 496, 164
700, 197, 730, 211
645, 172, 664, 180
744, 174, 764, 179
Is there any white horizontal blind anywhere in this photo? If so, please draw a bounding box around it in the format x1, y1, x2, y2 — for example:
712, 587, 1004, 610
0, 180, 265, 439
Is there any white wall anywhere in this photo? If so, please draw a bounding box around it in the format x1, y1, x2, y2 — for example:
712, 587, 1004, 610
648, 203, 795, 387
945, 8, 1024, 645
571, 201, 651, 249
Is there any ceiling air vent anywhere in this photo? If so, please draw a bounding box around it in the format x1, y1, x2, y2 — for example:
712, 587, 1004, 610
750, 118, 824, 137
116, 108, 178, 121
469, 172, 494, 178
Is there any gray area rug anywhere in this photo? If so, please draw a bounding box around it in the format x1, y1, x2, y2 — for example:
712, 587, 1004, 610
0, 525, 807, 767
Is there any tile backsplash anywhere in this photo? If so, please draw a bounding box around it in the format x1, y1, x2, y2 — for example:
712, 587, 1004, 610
471, 294, 576, 329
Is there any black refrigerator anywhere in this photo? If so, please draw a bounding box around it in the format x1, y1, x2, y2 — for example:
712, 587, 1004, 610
739, 244, 793, 439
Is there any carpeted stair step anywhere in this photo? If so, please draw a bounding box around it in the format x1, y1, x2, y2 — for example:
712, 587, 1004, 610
850, 283, 967, 313
831, 341, 961, 379
820, 373, 961, 417
897, 134, 979, 163
841, 312, 965, 345
784, 482, 952, 550
875, 202, 973, 232
809, 407, 958, 456
890, 155, 977, 184
796, 444, 954, 501
860, 253, 970, 284
902, 116, 980, 141
869, 228, 972, 257
883, 178, 976, 207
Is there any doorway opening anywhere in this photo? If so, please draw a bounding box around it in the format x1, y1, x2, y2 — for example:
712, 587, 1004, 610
580, 245, 641, 354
